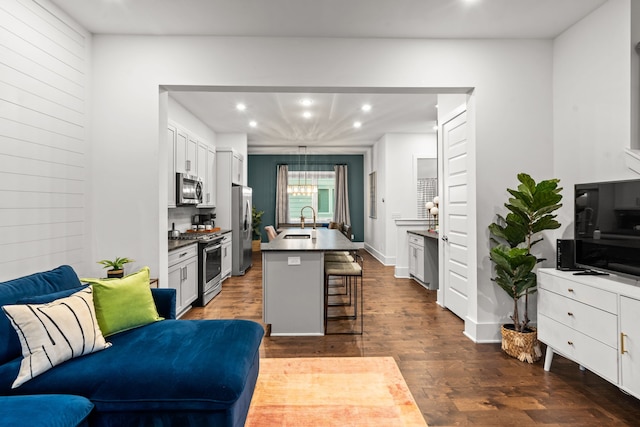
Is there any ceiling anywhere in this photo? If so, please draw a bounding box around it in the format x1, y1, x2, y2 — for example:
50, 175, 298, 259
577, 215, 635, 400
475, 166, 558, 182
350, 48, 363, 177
50, 0, 608, 153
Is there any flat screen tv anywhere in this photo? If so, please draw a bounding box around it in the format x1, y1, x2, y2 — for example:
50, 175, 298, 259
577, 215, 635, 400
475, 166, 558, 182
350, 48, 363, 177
574, 179, 640, 278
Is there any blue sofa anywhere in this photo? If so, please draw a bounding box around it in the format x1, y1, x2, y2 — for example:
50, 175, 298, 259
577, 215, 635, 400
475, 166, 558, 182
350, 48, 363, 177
0, 265, 264, 426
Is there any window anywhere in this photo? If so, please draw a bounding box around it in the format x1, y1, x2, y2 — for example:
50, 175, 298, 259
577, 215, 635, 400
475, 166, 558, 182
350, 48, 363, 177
288, 171, 335, 223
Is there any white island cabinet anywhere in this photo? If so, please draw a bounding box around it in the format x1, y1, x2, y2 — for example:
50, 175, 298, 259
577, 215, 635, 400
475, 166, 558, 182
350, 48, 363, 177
538, 268, 640, 400
262, 228, 358, 336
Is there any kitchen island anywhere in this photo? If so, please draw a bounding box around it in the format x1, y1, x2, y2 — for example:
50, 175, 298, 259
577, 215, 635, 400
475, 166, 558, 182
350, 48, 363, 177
261, 228, 358, 336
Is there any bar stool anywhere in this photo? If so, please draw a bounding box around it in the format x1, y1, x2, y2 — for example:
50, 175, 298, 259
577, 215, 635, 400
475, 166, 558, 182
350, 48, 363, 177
324, 253, 363, 335
324, 251, 356, 298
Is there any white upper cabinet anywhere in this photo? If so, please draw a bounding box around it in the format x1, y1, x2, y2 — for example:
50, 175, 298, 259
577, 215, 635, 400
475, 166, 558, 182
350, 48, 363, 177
200, 146, 216, 208
167, 121, 216, 208
197, 142, 207, 180
186, 136, 198, 175
175, 129, 188, 174
232, 151, 244, 185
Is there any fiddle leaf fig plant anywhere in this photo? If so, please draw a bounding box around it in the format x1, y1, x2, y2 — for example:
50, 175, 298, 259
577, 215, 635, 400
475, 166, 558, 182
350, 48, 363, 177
488, 173, 562, 332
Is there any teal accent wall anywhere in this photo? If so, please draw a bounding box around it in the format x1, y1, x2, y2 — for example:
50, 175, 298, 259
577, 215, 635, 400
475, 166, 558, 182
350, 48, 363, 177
248, 155, 364, 242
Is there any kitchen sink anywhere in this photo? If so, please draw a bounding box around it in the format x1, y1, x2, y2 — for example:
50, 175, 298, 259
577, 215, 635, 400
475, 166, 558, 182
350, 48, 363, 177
283, 234, 311, 239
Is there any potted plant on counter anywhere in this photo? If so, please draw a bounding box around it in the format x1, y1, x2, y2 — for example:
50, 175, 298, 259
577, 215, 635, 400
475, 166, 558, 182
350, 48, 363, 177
488, 173, 562, 363
252, 206, 264, 252
97, 257, 135, 279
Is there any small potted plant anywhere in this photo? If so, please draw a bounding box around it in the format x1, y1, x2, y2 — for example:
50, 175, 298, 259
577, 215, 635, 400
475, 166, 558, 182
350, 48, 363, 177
488, 173, 562, 363
252, 206, 264, 251
97, 257, 135, 278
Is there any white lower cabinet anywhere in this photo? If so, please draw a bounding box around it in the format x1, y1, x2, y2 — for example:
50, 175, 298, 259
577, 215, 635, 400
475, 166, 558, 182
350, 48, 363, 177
168, 244, 198, 318
221, 232, 232, 281
408, 234, 425, 283
620, 296, 640, 398
538, 269, 640, 400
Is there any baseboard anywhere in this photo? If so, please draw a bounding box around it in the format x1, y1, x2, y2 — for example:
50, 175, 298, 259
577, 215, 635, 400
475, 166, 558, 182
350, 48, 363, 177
394, 266, 410, 278
463, 318, 502, 343
363, 244, 394, 266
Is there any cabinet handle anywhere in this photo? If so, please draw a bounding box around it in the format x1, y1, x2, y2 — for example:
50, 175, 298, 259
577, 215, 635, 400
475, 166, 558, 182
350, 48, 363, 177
567, 288, 574, 293
179, 252, 188, 258
567, 312, 573, 316
621, 333, 628, 354
441, 236, 448, 242
567, 341, 574, 346
183, 266, 187, 280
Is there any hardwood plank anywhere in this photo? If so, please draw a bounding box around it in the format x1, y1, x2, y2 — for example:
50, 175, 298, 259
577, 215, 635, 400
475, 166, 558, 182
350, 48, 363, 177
183, 250, 640, 426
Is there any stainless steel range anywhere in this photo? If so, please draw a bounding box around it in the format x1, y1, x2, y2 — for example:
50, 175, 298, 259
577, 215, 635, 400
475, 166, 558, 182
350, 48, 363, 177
170, 232, 222, 306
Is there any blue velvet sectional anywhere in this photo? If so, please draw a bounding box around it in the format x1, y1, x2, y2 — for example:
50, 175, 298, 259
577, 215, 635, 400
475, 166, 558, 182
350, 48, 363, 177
0, 265, 264, 426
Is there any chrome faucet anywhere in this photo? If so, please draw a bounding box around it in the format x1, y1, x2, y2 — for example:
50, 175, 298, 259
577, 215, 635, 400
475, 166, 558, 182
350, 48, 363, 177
300, 206, 316, 229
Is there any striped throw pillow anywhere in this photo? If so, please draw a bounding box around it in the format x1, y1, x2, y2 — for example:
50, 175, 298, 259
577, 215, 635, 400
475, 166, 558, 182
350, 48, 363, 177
2, 287, 111, 388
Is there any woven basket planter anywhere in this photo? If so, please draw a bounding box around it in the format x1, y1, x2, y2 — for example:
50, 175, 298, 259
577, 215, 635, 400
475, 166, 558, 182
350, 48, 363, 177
501, 325, 542, 364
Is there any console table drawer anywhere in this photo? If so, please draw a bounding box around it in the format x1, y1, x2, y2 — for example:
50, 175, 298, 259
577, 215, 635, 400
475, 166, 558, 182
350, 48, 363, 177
538, 314, 618, 383
539, 272, 617, 314
538, 289, 617, 348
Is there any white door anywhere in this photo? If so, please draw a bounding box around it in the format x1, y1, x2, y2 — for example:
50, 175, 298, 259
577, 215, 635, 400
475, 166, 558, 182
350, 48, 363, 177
441, 110, 469, 320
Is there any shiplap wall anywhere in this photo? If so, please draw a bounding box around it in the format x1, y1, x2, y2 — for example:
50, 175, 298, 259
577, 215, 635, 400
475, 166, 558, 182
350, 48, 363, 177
0, 0, 89, 281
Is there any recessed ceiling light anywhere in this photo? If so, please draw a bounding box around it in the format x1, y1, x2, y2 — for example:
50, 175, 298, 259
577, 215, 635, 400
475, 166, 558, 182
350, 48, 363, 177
361, 104, 372, 112
236, 103, 246, 111
303, 111, 312, 119
300, 98, 313, 107
249, 120, 257, 127
353, 121, 362, 129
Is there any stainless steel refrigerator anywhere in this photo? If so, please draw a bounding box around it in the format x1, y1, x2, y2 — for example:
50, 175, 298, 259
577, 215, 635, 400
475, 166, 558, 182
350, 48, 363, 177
232, 185, 252, 275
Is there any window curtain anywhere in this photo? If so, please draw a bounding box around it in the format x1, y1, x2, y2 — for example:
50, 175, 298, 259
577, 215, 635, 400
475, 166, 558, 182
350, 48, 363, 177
333, 164, 351, 225
275, 164, 289, 228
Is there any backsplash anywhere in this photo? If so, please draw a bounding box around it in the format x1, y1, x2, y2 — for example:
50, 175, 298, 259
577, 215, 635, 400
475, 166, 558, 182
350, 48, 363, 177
168, 206, 216, 233
168, 206, 197, 233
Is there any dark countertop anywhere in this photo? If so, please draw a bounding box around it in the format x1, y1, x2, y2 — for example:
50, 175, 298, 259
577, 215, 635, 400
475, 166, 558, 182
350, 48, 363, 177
168, 229, 231, 252
407, 229, 439, 239
261, 227, 358, 252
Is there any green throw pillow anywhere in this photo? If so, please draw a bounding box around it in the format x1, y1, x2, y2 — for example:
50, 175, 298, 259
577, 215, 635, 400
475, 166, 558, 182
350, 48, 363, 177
82, 266, 162, 336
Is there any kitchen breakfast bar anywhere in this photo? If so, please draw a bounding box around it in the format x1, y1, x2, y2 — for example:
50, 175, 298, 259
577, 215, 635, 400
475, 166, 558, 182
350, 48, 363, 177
261, 227, 359, 336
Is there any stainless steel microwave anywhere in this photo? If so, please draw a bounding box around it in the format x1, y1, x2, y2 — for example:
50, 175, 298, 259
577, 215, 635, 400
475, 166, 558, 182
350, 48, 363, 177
176, 173, 203, 205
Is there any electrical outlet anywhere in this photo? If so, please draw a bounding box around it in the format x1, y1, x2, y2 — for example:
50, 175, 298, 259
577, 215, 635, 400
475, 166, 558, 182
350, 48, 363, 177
287, 257, 301, 266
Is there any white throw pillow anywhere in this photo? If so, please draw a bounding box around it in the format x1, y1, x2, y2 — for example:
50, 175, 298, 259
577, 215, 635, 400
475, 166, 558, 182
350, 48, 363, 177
2, 287, 111, 388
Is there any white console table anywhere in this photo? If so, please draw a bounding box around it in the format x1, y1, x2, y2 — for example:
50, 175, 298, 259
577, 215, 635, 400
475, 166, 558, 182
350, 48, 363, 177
538, 268, 640, 400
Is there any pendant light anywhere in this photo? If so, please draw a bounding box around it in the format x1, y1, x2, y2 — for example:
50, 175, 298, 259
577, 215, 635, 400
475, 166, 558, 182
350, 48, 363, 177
287, 146, 318, 196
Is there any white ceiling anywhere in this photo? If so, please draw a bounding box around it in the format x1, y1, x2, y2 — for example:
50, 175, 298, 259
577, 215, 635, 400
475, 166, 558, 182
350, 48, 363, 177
50, 0, 608, 153
169, 90, 441, 154
51, 0, 606, 39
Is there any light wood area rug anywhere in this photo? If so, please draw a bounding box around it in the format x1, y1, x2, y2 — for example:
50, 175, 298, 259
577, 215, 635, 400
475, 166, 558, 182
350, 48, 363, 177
245, 357, 428, 426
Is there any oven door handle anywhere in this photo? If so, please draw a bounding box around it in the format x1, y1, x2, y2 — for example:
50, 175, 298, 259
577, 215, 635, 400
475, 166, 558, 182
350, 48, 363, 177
204, 243, 222, 253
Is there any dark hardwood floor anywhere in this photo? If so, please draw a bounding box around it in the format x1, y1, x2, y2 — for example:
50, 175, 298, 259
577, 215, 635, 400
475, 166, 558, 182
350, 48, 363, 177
183, 250, 640, 426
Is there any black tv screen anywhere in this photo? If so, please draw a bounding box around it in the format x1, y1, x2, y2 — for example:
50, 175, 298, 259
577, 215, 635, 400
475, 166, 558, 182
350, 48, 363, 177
574, 179, 640, 278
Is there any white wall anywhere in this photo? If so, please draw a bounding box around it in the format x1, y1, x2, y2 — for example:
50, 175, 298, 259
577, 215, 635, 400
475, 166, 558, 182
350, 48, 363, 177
0, 0, 91, 281
89, 35, 554, 340
168, 96, 218, 146
380, 133, 437, 272
553, 0, 637, 238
